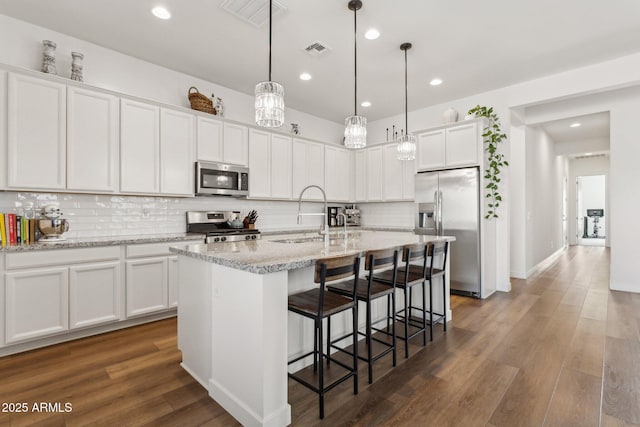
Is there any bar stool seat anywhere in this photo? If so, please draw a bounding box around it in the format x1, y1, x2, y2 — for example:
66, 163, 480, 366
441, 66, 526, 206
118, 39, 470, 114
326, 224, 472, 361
328, 278, 395, 301
287, 253, 361, 420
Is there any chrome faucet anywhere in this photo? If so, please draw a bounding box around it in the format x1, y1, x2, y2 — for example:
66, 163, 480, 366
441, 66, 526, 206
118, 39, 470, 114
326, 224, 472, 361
337, 212, 348, 239
296, 185, 329, 247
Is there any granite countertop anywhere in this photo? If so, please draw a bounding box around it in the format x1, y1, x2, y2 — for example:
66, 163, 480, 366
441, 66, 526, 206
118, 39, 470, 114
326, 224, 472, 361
170, 230, 455, 274
0, 233, 204, 252
260, 226, 414, 236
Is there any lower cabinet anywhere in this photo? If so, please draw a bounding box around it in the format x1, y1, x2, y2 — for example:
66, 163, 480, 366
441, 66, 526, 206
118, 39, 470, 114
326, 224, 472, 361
69, 261, 122, 329
125, 257, 169, 317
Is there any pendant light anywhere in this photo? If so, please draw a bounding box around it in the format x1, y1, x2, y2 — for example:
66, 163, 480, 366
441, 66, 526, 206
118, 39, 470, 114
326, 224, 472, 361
397, 42, 416, 160
255, 0, 284, 127
344, 0, 367, 149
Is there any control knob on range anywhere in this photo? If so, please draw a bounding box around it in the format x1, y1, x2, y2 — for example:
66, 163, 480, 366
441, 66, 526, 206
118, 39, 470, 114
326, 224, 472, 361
245, 235, 251, 240
251, 235, 257, 240
221, 236, 227, 242
213, 237, 220, 242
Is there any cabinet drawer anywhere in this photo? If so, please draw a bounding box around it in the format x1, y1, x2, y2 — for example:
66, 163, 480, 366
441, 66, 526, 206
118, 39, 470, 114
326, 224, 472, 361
5, 246, 120, 270
126, 241, 196, 258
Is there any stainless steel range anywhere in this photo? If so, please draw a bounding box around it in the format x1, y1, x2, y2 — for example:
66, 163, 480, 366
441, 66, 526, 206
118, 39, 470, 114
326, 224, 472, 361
186, 211, 261, 243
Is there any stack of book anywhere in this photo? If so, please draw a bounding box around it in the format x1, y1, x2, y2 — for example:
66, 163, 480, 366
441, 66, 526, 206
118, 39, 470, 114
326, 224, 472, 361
0, 213, 37, 247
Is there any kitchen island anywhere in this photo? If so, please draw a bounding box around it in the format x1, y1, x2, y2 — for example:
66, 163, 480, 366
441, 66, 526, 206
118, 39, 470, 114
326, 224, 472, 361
170, 230, 454, 427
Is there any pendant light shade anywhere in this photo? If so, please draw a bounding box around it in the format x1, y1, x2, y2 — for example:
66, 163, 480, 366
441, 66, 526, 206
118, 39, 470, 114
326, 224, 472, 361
397, 42, 416, 160
344, 0, 366, 149
255, 0, 284, 127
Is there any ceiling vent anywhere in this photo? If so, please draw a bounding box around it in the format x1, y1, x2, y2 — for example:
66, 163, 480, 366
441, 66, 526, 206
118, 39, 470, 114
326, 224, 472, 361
220, 0, 286, 28
574, 153, 607, 160
304, 42, 331, 57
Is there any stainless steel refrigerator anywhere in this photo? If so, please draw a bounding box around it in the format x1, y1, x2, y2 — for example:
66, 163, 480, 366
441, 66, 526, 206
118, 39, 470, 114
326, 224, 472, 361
415, 167, 481, 297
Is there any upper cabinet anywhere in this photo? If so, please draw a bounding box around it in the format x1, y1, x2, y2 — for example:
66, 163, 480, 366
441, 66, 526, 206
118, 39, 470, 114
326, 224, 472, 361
196, 118, 248, 167
324, 145, 351, 202
160, 108, 195, 196
248, 129, 292, 199
292, 139, 325, 201
7, 73, 66, 190
353, 150, 366, 202
417, 121, 480, 171
67, 87, 119, 192
120, 99, 160, 194
222, 123, 248, 166
365, 147, 383, 202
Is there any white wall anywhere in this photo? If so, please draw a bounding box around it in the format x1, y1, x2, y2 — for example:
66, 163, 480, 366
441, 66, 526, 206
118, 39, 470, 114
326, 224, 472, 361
524, 127, 566, 274
569, 156, 610, 246
0, 14, 344, 145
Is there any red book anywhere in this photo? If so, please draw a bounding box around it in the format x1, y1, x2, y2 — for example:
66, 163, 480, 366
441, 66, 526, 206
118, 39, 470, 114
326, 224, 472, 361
8, 214, 16, 244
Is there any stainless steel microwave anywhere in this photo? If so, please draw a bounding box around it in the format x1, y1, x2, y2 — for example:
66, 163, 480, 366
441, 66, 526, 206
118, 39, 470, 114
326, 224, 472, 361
195, 161, 249, 197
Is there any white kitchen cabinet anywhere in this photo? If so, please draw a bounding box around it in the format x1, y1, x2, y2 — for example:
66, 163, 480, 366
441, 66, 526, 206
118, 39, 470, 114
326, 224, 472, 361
366, 146, 383, 201
223, 122, 248, 166
67, 87, 119, 192
293, 139, 325, 201
196, 116, 223, 162
248, 129, 271, 198
0, 71, 7, 190
417, 129, 445, 171
325, 145, 351, 202
248, 130, 292, 199
120, 99, 160, 193
403, 158, 416, 200
270, 134, 293, 199
354, 150, 366, 202
69, 261, 122, 329
168, 256, 179, 308
160, 108, 195, 195
445, 121, 478, 167
417, 121, 480, 171
5, 267, 69, 343
7, 73, 66, 190
383, 144, 404, 200
126, 257, 169, 317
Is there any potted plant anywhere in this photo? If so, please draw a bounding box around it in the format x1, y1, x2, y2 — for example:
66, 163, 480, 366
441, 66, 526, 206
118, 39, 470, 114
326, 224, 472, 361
467, 105, 508, 219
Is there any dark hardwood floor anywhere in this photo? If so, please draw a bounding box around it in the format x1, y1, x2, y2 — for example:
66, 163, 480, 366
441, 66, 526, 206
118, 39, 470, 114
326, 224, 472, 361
1, 245, 638, 426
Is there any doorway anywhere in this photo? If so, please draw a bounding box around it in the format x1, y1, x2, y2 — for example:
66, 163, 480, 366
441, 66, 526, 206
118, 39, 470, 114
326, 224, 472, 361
576, 175, 606, 246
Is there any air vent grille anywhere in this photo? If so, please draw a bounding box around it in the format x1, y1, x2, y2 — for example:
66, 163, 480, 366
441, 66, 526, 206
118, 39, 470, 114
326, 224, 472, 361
305, 42, 331, 56
220, 0, 286, 27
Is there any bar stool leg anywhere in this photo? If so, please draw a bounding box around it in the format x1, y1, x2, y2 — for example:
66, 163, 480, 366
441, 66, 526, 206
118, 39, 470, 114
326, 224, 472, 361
404, 288, 409, 358
443, 274, 447, 332
426, 280, 431, 343
327, 317, 331, 366
318, 318, 325, 419
352, 305, 359, 395
391, 290, 397, 367
313, 323, 318, 372
366, 299, 373, 384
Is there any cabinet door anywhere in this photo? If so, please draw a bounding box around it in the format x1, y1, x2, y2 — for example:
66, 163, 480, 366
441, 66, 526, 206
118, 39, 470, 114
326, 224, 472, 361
126, 257, 168, 317
5, 267, 69, 343
354, 150, 367, 202
168, 256, 178, 308
69, 261, 122, 329
383, 144, 404, 200
403, 159, 416, 200
446, 122, 478, 167
7, 73, 66, 190
160, 108, 195, 195
325, 146, 350, 202
196, 116, 223, 162
248, 129, 271, 198
270, 134, 292, 199
0, 71, 7, 190
417, 129, 445, 171
366, 147, 383, 201
223, 122, 248, 166
120, 99, 160, 193
67, 87, 119, 192
305, 141, 325, 201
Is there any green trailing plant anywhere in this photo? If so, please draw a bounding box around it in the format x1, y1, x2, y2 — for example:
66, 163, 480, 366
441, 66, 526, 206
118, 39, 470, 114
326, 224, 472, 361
467, 105, 508, 219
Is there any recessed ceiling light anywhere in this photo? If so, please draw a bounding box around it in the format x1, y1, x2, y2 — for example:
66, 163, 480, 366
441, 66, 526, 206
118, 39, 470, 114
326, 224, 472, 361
570, 122, 581, 128
299, 72, 312, 81
430, 78, 443, 86
364, 29, 380, 40
152, 6, 171, 20
361, 101, 371, 107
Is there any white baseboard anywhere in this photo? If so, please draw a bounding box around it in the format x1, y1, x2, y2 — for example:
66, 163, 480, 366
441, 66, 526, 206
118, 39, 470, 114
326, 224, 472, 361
525, 246, 567, 279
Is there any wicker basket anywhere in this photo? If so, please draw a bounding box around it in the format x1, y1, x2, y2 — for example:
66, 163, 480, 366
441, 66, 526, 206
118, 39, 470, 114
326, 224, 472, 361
188, 86, 216, 115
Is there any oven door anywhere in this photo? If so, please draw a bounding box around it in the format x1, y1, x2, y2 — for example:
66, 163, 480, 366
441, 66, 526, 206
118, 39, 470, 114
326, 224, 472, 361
196, 161, 249, 196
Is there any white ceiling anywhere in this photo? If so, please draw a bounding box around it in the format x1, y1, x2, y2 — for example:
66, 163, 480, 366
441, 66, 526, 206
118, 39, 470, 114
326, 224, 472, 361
1, 0, 640, 123
538, 112, 610, 143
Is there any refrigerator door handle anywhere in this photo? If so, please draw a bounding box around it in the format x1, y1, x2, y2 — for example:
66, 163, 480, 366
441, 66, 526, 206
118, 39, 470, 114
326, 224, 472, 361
438, 191, 443, 236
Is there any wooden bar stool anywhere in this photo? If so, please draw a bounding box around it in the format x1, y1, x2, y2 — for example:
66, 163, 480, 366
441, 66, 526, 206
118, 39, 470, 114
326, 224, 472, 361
372, 243, 429, 358
287, 254, 360, 420
326, 248, 399, 384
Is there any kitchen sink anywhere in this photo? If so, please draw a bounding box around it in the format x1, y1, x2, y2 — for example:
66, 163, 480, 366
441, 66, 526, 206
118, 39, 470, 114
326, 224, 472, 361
271, 236, 326, 244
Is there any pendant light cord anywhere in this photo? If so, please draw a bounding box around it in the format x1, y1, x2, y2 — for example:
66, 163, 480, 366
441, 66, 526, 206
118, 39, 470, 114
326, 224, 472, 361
353, 6, 357, 116
404, 47, 408, 132
268, 0, 272, 81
